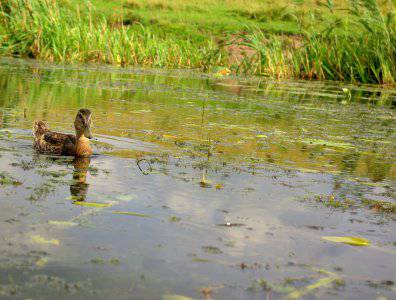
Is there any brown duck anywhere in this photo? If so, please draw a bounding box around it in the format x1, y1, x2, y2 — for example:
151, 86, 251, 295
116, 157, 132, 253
33, 109, 93, 157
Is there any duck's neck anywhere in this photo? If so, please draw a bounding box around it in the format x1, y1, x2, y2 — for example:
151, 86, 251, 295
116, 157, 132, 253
75, 133, 92, 157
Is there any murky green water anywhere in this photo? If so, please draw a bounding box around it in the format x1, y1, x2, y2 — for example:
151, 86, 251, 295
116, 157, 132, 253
0, 58, 395, 299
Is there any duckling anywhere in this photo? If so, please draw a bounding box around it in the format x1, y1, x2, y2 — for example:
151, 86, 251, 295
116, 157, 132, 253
33, 109, 93, 157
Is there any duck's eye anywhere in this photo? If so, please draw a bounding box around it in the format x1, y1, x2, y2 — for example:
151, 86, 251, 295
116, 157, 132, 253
80, 114, 87, 123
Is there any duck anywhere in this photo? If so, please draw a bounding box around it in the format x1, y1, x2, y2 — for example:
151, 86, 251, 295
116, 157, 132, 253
33, 109, 93, 157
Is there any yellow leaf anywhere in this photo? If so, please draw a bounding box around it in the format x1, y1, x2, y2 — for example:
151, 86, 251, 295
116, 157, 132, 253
162, 295, 194, 300
31, 235, 60, 246
215, 183, 224, 190
73, 201, 111, 208
163, 134, 177, 139
322, 236, 370, 246
36, 257, 48, 267
112, 211, 150, 218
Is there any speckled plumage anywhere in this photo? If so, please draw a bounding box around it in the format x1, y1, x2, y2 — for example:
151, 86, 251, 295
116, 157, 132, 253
33, 109, 93, 157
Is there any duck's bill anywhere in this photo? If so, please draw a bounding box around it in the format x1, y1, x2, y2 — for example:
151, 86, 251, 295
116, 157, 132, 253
84, 127, 93, 139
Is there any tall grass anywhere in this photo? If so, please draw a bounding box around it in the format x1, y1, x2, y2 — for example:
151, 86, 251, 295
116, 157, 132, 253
244, 0, 396, 84
0, 0, 395, 84
0, 0, 223, 68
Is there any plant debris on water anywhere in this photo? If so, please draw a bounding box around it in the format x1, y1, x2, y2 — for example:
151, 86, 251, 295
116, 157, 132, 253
0, 172, 22, 186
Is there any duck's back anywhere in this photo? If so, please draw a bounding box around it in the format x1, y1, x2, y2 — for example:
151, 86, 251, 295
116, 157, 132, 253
33, 121, 77, 155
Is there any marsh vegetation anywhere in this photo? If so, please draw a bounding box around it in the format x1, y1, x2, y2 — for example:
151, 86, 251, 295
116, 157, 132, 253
0, 0, 395, 83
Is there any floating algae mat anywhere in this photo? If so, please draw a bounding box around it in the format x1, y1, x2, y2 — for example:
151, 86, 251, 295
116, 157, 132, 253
0, 58, 395, 300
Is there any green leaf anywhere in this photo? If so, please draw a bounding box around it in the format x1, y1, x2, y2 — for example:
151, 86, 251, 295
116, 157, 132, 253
73, 201, 111, 208
322, 236, 370, 246
48, 220, 78, 227
286, 276, 338, 299
112, 211, 151, 218
115, 194, 136, 201
31, 235, 60, 246
36, 257, 49, 268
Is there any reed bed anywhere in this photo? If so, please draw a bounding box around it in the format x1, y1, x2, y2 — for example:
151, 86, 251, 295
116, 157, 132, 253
0, 0, 395, 84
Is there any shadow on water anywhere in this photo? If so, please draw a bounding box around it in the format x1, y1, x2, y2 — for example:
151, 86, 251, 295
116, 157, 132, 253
70, 157, 91, 201
0, 58, 395, 300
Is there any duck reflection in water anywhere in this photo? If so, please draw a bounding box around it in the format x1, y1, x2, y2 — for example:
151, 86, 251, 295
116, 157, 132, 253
70, 157, 90, 201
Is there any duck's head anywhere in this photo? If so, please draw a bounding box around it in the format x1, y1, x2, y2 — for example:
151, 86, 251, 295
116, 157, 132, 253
74, 109, 93, 139
33, 120, 48, 136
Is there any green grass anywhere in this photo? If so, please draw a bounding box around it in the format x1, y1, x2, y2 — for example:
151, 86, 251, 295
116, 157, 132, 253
0, 0, 395, 83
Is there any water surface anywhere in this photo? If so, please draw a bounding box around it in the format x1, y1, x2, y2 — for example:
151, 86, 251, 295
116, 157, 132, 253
0, 58, 395, 299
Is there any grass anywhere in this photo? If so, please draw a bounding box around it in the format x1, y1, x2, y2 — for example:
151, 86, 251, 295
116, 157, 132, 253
0, 0, 395, 83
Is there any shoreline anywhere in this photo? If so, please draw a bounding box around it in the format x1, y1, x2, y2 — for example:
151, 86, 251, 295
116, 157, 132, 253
0, 0, 395, 85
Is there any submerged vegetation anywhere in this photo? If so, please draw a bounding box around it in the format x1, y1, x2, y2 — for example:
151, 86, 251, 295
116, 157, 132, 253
0, 0, 395, 83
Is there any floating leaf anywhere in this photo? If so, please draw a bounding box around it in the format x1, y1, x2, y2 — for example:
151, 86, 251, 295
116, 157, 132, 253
215, 183, 224, 190
73, 201, 111, 208
36, 257, 48, 267
163, 134, 177, 139
48, 220, 77, 227
112, 211, 150, 217
322, 236, 370, 246
169, 216, 181, 222
286, 276, 338, 299
116, 194, 136, 201
202, 246, 223, 254
31, 235, 60, 246
162, 295, 194, 300
192, 258, 210, 263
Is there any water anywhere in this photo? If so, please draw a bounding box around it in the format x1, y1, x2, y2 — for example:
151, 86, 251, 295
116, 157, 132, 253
0, 58, 395, 299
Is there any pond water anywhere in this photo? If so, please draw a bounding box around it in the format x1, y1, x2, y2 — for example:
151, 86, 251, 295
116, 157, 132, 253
0, 58, 395, 299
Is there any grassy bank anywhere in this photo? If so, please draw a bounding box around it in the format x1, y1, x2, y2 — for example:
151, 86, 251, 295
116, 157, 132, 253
0, 0, 395, 84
